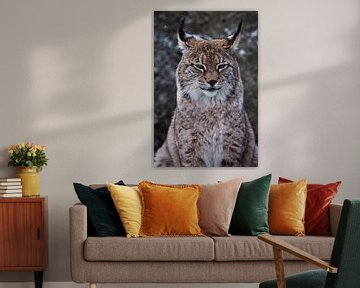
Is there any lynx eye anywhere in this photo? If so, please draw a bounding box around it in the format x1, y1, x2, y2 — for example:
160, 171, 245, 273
217, 63, 229, 71
193, 63, 206, 71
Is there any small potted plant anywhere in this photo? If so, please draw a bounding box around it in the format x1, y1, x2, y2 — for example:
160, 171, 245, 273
8, 143, 48, 197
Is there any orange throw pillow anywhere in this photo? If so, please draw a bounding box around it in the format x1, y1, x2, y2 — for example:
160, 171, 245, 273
269, 179, 307, 236
138, 181, 204, 237
279, 177, 341, 236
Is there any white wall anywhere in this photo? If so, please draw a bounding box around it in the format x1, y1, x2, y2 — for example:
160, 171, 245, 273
0, 0, 359, 282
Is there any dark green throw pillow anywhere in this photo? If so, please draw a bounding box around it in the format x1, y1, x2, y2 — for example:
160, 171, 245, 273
73, 181, 126, 237
229, 174, 272, 236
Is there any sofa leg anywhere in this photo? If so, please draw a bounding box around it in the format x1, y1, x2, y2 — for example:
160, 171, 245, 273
89, 283, 96, 288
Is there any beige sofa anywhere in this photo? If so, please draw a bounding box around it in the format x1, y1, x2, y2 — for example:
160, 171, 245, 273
70, 203, 342, 288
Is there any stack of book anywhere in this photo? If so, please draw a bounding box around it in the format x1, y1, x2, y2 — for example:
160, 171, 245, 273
0, 178, 22, 197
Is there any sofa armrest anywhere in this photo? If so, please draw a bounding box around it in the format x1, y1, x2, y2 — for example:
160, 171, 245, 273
69, 203, 88, 283
329, 203, 342, 237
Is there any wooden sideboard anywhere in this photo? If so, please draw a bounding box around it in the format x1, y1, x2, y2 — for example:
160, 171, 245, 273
0, 197, 47, 288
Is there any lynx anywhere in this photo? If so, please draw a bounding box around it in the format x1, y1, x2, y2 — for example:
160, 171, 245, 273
154, 20, 258, 167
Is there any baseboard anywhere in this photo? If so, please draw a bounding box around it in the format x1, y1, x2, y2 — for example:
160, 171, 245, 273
0, 282, 259, 288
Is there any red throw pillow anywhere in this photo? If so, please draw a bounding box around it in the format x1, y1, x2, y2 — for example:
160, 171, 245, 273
278, 177, 341, 236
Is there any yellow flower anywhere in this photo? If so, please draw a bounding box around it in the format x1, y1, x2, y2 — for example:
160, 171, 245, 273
37, 145, 45, 151
8, 142, 47, 171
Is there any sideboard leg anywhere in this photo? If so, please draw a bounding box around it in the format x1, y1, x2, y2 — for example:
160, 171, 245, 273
90, 283, 97, 288
34, 271, 43, 288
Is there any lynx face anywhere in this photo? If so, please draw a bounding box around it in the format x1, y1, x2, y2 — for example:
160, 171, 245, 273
176, 22, 243, 102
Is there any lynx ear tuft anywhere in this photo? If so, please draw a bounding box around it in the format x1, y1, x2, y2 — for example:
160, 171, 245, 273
177, 18, 194, 51
227, 20, 243, 49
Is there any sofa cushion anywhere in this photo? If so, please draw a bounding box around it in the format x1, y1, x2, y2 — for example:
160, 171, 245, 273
107, 184, 142, 238
229, 174, 271, 236
279, 177, 341, 236
198, 178, 242, 236
139, 181, 203, 237
73, 181, 126, 237
84, 236, 214, 261
269, 179, 307, 236
212, 236, 334, 261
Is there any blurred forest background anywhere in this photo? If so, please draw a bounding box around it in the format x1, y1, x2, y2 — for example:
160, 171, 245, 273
154, 11, 258, 154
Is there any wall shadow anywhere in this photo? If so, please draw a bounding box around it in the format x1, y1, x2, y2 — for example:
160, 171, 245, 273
0, 0, 200, 282
260, 21, 360, 201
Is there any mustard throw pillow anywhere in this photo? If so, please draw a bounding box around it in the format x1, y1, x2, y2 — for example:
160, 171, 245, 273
269, 179, 307, 236
138, 181, 204, 237
107, 183, 142, 237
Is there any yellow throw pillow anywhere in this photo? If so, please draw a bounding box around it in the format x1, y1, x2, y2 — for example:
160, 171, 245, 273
269, 179, 307, 236
107, 183, 142, 238
138, 181, 204, 237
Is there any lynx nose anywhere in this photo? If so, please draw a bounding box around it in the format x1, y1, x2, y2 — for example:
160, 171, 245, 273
207, 80, 217, 87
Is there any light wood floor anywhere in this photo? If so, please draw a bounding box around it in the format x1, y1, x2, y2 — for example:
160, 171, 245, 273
0, 282, 259, 288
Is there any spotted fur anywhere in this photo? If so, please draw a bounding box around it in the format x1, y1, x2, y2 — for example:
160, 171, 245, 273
155, 21, 258, 167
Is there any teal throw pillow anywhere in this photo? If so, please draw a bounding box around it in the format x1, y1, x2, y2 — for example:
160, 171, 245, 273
229, 174, 272, 236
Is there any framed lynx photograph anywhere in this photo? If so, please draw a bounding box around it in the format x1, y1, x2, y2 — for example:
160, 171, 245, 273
154, 11, 258, 167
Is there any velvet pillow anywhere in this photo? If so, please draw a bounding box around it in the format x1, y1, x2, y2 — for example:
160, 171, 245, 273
229, 174, 272, 236
138, 181, 203, 237
107, 184, 142, 238
279, 177, 341, 236
198, 178, 242, 236
269, 179, 307, 236
73, 181, 126, 237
